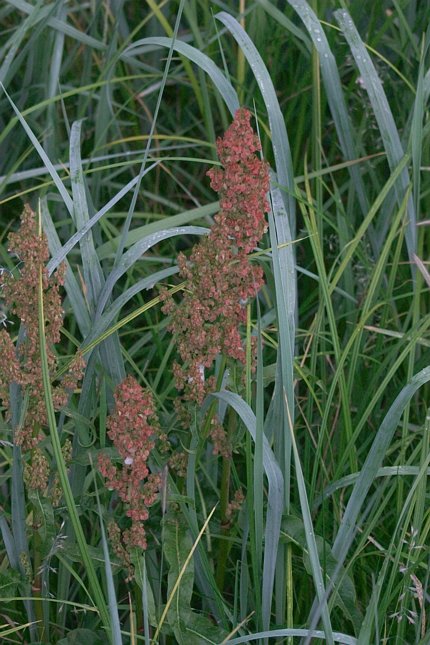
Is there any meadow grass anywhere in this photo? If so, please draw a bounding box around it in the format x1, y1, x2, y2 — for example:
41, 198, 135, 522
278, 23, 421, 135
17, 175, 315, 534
0, 1, 430, 643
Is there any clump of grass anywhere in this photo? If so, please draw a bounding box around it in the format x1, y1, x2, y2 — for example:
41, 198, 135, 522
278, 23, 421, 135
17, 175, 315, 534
1, 2, 430, 644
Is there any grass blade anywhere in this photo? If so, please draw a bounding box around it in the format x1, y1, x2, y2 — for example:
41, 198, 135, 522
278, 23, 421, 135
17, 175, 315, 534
215, 11, 296, 235
332, 365, 430, 566
124, 37, 239, 116
212, 390, 284, 632
96, 201, 219, 260
334, 8, 416, 266
36, 204, 112, 638
0, 82, 73, 214
286, 0, 370, 221
93, 458, 123, 645
95, 225, 208, 318
223, 628, 356, 644
40, 197, 91, 336
47, 162, 161, 275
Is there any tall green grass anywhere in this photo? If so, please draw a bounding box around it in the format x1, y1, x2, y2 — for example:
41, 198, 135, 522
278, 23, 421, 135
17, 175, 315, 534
0, 1, 429, 643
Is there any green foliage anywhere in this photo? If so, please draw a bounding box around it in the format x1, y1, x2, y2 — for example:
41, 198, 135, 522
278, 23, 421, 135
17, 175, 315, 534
0, 1, 430, 643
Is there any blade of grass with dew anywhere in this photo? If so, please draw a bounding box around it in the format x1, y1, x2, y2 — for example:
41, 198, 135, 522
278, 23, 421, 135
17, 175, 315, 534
6, 0, 110, 52
223, 628, 357, 644
92, 457, 123, 645
124, 37, 239, 116
266, 183, 296, 626
255, 0, 312, 51
211, 390, 284, 633
334, 8, 417, 267
94, 225, 208, 318
36, 212, 112, 638
46, 161, 161, 275
40, 197, 91, 336
0, 0, 44, 87
69, 120, 125, 385
69, 120, 104, 306
286, 0, 370, 223
0, 83, 73, 214
215, 11, 296, 235
96, 201, 219, 260
267, 182, 296, 484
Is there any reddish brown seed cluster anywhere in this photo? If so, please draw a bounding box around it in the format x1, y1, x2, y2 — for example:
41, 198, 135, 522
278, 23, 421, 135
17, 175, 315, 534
0, 206, 84, 456
163, 108, 269, 406
98, 376, 161, 551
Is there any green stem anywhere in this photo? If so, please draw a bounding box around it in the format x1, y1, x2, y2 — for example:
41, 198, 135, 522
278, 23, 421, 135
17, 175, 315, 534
215, 409, 236, 589
32, 500, 44, 639
286, 543, 293, 645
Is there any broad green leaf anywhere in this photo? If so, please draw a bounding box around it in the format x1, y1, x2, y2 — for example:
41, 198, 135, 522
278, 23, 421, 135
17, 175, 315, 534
57, 628, 105, 645
283, 515, 362, 633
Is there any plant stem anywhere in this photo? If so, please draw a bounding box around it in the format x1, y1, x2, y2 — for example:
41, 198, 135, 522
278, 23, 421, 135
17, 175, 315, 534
215, 407, 236, 590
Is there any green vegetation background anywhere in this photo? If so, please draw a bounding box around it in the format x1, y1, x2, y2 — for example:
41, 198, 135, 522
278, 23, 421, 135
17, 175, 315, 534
0, 1, 430, 644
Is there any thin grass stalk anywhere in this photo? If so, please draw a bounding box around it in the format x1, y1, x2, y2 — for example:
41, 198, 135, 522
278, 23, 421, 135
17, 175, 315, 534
254, 311, 264, 580
36, 206, 111, 637
152, 506, 217, 643
92, 455, 123, 645
215, 407, 236, 591
301, 171, 357, 473
244, 304, 261, 629
10, 385, 37, 641
396, 225, 423, 515
357, 450, 430, 643
284, 395, 334, 645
